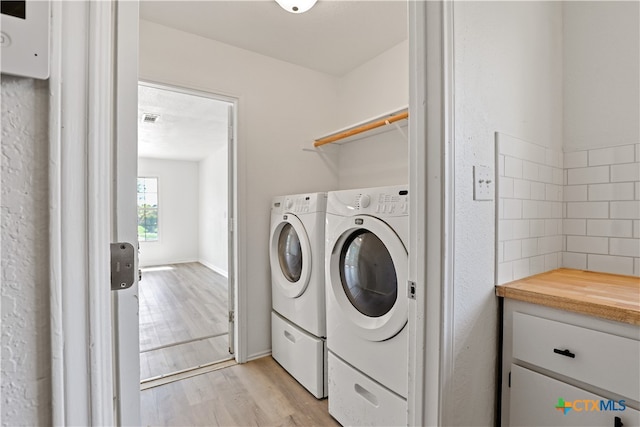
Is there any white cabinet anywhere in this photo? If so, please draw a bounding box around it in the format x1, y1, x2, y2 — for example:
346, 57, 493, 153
501, 300, 640, 427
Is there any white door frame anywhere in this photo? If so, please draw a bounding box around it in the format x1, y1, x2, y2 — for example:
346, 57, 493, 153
48, 1, 117, 425
136, 79, 241, 360
407, 1, 455, 426
49, 0, 454, 425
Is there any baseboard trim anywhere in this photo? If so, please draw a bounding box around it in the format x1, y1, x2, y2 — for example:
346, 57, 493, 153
246, 350, 272, 362
139, 259, 199, 268
198, 259, 228, 278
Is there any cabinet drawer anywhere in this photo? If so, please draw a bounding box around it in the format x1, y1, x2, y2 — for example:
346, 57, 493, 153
510, 365, 640, 427
513, 312, 640, 401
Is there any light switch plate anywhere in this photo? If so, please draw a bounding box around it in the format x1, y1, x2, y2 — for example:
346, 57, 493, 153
473, 165, 494, 201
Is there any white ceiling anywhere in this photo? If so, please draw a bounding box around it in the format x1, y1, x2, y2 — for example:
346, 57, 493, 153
138, 0, 408, 161
138, 85, 231, 161
139, 0, 408, 77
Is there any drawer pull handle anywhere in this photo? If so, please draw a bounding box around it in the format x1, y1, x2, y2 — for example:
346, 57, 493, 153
354, 384, 379, 407
614, 416, 623, 427
284, 330, 296, 343
553, 348, 575, 358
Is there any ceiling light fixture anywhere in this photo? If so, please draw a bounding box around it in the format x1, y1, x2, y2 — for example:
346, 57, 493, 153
275, 0, 317, 14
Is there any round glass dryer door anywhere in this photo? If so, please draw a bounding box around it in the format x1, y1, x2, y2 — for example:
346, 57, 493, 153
340, 230, 397, 318
269, 214, 312, 298
327, 215, 408, 342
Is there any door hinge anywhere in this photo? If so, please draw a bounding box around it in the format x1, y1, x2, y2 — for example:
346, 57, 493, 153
229, 310, 235, 323
408, 281, 416, 300
110, 242, 135, 290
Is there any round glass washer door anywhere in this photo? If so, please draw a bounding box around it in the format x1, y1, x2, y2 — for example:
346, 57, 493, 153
327, 215, 408, 342
269, 214, 312, 298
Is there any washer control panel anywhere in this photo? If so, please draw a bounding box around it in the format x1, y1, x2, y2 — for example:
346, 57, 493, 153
283, 193, 327, 214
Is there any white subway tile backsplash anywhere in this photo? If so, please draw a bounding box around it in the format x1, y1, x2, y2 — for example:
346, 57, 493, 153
544, 253, 559, 270
530, 220, 545, 237
553, 168, 564, 185
503, 199, 523, 219
538, 236, 563, 254
545, 219, 561, 236
566, 202, 609, 219
512, 220, 530, 240
610, 201, 640, 219
588, 183, 634, 201
500, 177, 514, 198
636, 144, 640, 162
551, 202, 563, 219
522, 161, 538, 181
587, 254, 634, 276
588, 145, 635, 166
636, 183, 640, 200
498, 242, 504, 262
564, 219, 586, 235
634, 220, 640, 239
513, 258, 531, 281
499, 221, 513, 241
504, 240, 522, 261
610, 163, 640, 183
530, 256, 545, 275
546, 184, 562, 202
498, 155, 505, 177
562, 252, 587, 269
505, 156, 523, 179
545, 149, 563, 169
567, 166, 610, 185
522, 238, 538, 258
497, 262, 513, 285
522, 200, 539, 219
564, 185, 587, 202
539, 201, 552, 219
566, 236, 609, 254
531, 182, 546, 200
564, 151, 588, 169
587, 220, 633, 238
634, 258, 640, 276
513, 179, 531, 199
539, 165, 553, 184
609, 238, 640, 257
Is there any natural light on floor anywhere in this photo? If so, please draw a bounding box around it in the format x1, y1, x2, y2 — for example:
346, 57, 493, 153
140, 266, 175, 273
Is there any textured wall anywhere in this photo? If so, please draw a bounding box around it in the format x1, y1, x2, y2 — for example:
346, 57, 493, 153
1, 76, 51, 425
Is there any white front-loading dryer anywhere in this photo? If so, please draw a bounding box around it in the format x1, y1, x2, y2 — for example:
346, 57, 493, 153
270, 192, 327, 398
325, 185, 409, 426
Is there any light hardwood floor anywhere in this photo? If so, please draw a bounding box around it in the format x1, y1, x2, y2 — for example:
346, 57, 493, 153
139, 263, 230, 380
141, 357, 339, 427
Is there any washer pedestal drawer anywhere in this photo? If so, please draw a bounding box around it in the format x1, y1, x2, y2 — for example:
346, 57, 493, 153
271, 311, 326, 398
328, 352, 406, 427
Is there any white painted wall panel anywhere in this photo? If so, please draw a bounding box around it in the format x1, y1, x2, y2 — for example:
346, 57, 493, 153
138, 158, 200, 267
563, 2, 640, 150
139, 20, 339, 358
199, 146, 228, 276
454, 2, 563, 425
1, 76, 51, 425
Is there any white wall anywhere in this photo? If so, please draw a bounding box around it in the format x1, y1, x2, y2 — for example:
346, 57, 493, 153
138, 158, 200, 267
563, 1, 640, 151
140, 20, 339, 358
333, 40, 409, 190
1, 77, 51, 425
453, 2, 563, 425
199, 145, 229, 276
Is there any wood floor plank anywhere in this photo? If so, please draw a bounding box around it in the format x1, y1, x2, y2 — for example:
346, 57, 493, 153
141, 357, 338, 427
139, 262, 230, 381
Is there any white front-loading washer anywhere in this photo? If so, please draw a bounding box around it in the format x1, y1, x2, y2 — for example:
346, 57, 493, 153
325, 185, 409, 426
270, 192, 327, 398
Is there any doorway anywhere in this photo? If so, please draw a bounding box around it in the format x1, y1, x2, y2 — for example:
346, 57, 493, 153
136, 82, 237, 383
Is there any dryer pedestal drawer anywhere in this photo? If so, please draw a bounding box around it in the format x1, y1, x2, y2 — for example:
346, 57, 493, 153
510, 365, 640, 427
513, 312, 640, 401
271, 311, 326, 398
328, 352, 407, 427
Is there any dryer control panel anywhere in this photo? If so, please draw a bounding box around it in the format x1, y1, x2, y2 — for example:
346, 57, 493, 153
354, 188, 409, 216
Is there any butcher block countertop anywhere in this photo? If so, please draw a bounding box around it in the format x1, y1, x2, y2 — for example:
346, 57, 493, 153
496, 268, 640, 326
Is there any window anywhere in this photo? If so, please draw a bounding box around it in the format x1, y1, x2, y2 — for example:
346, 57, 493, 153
137, 177, 158, 242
